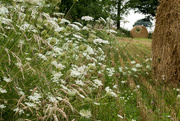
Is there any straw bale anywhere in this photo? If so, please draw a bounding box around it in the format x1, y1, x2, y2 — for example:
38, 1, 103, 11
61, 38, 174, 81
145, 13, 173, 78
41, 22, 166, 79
152, 0, 180, 85
130, 25, 149, 38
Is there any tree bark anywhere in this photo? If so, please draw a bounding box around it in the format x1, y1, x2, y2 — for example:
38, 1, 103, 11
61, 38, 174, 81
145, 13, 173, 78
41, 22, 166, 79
117, 0, 121, 30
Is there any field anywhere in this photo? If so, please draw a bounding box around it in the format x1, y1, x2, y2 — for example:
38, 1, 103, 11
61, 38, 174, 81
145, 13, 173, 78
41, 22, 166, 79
0, 2, 180, 121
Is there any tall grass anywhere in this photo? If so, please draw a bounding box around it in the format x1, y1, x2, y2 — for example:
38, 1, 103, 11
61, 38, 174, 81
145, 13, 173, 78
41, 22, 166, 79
0, 1, 180, 121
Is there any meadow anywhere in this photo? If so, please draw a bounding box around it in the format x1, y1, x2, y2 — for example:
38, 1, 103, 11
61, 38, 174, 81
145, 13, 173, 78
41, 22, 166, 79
0, 1, 180, 121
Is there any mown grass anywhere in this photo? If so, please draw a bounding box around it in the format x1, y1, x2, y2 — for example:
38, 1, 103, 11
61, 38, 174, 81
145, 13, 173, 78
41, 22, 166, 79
0, 1, 180, 121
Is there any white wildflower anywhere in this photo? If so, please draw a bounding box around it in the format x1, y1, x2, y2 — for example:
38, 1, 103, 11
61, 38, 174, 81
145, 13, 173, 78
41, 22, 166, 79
51, 72, 63, 83
71, 70, 81, 77
0, 88, 7, 93
13, 108, 24, 115
135, 63, 142, 68
81, 16, 94, 21
106, 17, 113, 27
120, 97, 125, 100
68, 24, 80, 31
37, 53, 47, 60
80, 109, 91, 118
131, 68, 137, 72
59, 18, 71, 24
51, 61, 65, 70
94, 102, 100, 105
55, 26, 64, 32
3, 77, 12, 83
60, 84, 68, 90
137, 85, 140, 89
25, 102, 36, 107
106, 29, 117, 34
75, 80, 85, 86
20, 22, 36, 32
177, 95, 180, 98
117, 114, 123, 119
28, 92, 41, 102
53, 12, 65, 16
131, 61, 136, 64
113, 85, 118, 89
68, 89, 76, 97
93, 79, 103, 87
105, 86, 117, 97
26, 58, 31, 61
93, 39, 109, 44
106, 68, 115, 76
73, 34, 82, 39
49, 96, 57, 102
19, 91, 25, 95
57, 97, 63, 101
86, 45, 94, 54
105, 86, 112, 92
146, 65, 150, 69
0, 104, 6, 109
15, 62, 22, 68
1, 18, 12, 25
18, 39, 24, 45
121, 81, 127, 84
82, 26, 89, 30
73, 22, 83, 27
110, 91, 118, 97
77, 65, 88, 75
98, 17, 106, 24
0, 6, 9, 15
119, 67, 123, 72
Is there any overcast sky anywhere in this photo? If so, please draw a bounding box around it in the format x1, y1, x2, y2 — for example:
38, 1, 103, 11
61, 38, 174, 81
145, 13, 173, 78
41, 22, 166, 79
121, 10, 155, 32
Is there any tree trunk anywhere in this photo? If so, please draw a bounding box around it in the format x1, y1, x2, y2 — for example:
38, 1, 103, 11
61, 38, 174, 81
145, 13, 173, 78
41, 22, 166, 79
152, 0, 180, 85
117, 0, 121, 30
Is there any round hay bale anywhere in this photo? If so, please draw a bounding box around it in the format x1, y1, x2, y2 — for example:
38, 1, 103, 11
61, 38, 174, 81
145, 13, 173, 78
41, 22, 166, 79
130, 25, 149, 38
152, 0, 180, 85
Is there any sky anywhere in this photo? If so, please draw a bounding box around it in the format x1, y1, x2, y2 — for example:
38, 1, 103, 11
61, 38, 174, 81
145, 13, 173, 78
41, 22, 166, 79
121, 10, 155, 32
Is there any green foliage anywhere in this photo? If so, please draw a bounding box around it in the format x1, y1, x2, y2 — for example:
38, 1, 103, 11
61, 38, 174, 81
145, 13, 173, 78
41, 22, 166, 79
116, 28, 130, 37
102, 0, 130, 29
59, 0, 109, 21
128, 0, 159, 19
133, 18, 153, 28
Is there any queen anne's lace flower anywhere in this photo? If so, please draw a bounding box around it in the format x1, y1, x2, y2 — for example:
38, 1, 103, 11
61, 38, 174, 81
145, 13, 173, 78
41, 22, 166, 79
80, 109, 91, 118
0, 88, 7, 93
0, 6, 9, 15
81, 16, 94, 21
3, 77, 12, 83
0, 104, 6, 109
93, 79, 103, 87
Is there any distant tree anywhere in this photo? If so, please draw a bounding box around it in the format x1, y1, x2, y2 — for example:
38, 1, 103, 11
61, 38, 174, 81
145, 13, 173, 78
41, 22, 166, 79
128, 0, 159, 20
133, 18, 152, 28
102, 0, 130, 30
59, 0, 109, 21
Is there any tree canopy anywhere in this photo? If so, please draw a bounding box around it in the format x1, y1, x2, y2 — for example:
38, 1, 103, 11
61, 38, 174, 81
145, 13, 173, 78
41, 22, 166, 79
133, 17, 153, 28
59, 0, 130, 29
128, 0, 159, 19
59, 0, 109, 21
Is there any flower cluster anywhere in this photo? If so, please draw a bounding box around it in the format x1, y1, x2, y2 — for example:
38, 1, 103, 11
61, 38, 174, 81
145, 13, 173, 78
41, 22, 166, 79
81, 16, 94, 21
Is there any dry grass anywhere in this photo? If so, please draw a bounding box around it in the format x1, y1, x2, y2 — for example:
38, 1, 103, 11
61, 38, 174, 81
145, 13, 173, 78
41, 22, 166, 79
152, 0, 180, 85
130, 25, 149, 38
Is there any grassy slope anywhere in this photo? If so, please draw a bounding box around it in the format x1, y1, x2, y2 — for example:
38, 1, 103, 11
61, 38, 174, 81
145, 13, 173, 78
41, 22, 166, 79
0, 2, 180, 120
111, 37, 180, 121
